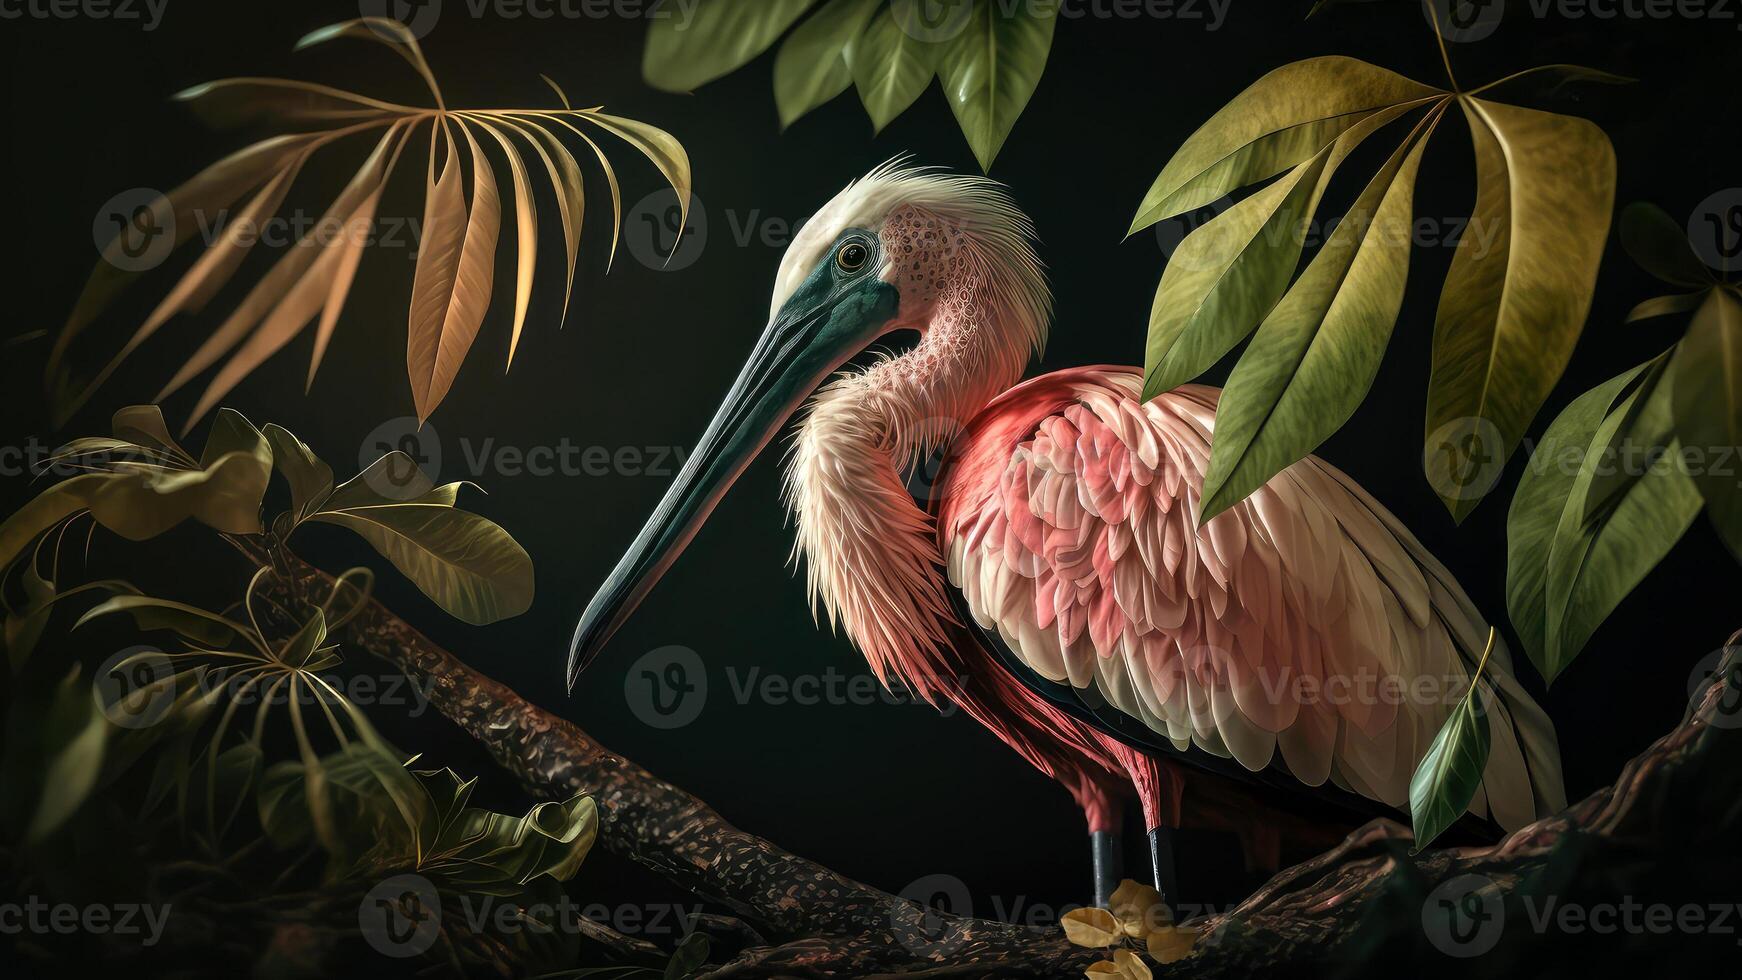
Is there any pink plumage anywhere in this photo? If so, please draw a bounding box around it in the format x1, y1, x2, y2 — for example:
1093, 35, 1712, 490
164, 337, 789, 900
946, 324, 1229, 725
935, 366, 1564, 828
573, 162, 1568, 894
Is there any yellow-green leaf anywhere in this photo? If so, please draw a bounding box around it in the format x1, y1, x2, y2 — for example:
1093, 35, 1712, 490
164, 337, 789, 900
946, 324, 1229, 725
1513, 347, 1704, 682
581, 111, 692, 255
1200, 116, 1435, 522
1627, 289, 1710, 324
0, 474, 109, 574
1129, 56, 1441, 232
1669, 288, 1742, 559
310, 487, 533, 625
1142, 101, 1425, 402
75, 594, 248, 649
1425, 96, 1616, 522
263, 423, 335, 523
25, 668, 111, 844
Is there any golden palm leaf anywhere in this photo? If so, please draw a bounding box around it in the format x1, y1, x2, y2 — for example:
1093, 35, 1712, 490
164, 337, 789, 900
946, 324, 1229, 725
49, 17, 691, 431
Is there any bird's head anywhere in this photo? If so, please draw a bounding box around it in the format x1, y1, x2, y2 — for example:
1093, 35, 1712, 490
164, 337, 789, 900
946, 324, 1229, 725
567, 160, 1047, 687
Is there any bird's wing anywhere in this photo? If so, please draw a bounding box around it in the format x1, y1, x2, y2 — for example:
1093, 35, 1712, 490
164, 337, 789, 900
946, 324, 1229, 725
935, 367, 1565, 829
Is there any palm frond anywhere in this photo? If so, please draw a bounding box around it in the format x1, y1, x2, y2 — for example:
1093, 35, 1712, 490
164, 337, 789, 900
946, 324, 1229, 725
50, 16, 692, 431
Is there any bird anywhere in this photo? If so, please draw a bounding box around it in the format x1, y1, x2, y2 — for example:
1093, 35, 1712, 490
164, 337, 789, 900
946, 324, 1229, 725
568, 160, 1566, 907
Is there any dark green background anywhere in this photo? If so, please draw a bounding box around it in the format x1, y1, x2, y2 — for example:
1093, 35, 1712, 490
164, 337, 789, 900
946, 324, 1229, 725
3, 0, 1738, 928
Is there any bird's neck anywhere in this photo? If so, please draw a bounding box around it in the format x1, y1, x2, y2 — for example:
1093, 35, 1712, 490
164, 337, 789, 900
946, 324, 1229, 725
784, 275, 1022, 698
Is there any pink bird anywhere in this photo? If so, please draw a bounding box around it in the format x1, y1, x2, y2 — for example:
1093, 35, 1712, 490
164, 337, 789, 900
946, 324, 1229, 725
570, 161, 1566, 905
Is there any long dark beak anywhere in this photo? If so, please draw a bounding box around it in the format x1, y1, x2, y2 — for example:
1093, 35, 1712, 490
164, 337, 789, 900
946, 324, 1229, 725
567, 302, 845, 689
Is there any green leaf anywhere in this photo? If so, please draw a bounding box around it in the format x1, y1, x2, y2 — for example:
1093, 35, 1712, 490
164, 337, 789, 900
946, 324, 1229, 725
4, 565, 57, 673
256, 742, 433, 862
1619, 202, 1714, 289
1409, 631, 1495, 852
431, 793, 599, 893
0, 473, 109, 574
1200, 116, 1436, 522
1627, 289, 1710, 324
258, 760, 313, 846
310, 486, 534, 625
643, 0, 821, 92
193, 741, 265, 839
665, 933, 712, 980
50, 410, 275, 541
111, 405, 195, 463
102, 671, 222, 794
25, 668, 112, 843
327, 738, 438, 863
847, 5, 944, 133
278, 609, 329, 669
321, 567, 375, 631
1129, 56, 1442, 232
1669, 288, 1742, 559
1505, 353, 1701, 680
773, 0, 880, 129
75, 594, 248, 649
263, 423, 335, 523
190, 409, 275, 532
1142, 101, 1424, 402
1425, 96, 1616, 522
938, 0, 1059, 171
325, 450, 442, 508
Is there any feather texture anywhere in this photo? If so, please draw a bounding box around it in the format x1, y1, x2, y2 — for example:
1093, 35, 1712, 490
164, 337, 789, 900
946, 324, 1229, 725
935, 368, 1565, 828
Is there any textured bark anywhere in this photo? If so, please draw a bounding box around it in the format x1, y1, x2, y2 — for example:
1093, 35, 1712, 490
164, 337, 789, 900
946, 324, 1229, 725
258, 547, 1098, 976
260, 545, 1741, 978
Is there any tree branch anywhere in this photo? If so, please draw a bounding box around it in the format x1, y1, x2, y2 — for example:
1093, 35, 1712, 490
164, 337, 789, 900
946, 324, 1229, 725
258, 546, 1742, 977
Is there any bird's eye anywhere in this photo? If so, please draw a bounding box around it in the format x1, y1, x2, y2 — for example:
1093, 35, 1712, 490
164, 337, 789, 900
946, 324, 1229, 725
836, 240, 869, 273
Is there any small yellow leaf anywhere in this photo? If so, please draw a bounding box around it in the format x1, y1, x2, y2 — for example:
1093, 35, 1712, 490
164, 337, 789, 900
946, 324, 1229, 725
1109, 878, 1170, 937
1085, 961, 1121, 978
1061, 906, 1123, 948
1114, 949, 1154, 980
1146, 925, 1201, 964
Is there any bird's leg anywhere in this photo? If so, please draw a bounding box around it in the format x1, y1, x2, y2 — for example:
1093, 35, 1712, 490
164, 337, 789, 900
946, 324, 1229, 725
1091, 827, 1124, 909
1148, 827, 1178, 905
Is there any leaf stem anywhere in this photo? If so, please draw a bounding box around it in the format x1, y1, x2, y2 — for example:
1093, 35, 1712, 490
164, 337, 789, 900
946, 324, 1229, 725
1426, 2, 1461, 92
1467, 64, 1634, 97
